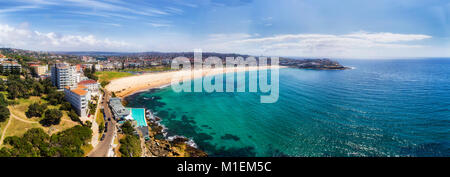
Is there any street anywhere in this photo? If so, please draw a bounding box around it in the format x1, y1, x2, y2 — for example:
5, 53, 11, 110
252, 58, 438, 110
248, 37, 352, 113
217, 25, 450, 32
88, 91, 116, 157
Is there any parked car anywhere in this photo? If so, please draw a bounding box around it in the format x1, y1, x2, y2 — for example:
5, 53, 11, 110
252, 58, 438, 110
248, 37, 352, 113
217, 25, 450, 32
100, 134, 105, 141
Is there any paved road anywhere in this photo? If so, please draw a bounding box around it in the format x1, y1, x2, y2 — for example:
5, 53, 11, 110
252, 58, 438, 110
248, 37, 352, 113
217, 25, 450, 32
88, 91, 117, 157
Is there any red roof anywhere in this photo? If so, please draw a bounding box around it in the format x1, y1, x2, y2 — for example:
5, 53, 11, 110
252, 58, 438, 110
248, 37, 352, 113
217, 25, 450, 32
78, 80, 97, 85
71, 88, 88, 96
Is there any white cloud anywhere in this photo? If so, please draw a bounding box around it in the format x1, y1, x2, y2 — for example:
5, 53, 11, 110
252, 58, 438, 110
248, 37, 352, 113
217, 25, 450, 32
0, 24, 135, 51
208, 32, 435, 58
147, 23, 171, 28
343, 32, 431, 43
0, 23, 441, 58
0, 5, 42, 13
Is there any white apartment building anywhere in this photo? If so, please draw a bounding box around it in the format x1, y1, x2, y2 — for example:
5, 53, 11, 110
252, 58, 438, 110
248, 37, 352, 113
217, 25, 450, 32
51, 63, 77, 90
74, 72, 81, 83
64, 85, 91, 118
78, 79, 100, 96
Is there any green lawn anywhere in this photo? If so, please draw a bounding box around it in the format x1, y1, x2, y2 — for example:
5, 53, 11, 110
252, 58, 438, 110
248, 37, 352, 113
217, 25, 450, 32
3, 96, 80, 141
122, 66, 173, 72
3, 117, 41, 138
95, 71, 133, 83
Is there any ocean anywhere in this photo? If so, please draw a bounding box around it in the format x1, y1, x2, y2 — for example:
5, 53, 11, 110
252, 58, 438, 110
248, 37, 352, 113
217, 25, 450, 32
126, 59, 450, 157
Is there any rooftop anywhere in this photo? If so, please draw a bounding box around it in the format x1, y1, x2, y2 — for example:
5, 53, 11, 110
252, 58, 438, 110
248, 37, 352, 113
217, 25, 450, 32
76, 84, 88, 89
79, 79, 97, 85
71, 88, 88, 96
109, 97, 130, 118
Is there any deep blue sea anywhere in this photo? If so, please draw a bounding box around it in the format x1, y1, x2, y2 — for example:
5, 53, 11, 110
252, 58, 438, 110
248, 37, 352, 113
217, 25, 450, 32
126, 59, 450, 157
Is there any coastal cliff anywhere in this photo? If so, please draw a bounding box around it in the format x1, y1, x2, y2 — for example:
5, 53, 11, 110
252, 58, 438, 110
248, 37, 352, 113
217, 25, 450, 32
279, 58, 349, 70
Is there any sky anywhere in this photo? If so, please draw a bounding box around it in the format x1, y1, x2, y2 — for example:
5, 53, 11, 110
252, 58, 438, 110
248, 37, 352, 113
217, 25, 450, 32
0, 0, 449, 58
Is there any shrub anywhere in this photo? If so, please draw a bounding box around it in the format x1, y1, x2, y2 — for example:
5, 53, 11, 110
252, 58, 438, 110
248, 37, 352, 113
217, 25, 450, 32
40, 109, 62, 127
0, 106, 10, 122
25, 103, 47, 118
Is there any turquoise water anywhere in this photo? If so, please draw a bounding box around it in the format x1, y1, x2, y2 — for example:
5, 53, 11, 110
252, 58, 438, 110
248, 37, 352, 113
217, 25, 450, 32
126, 59, 450, 157
127, 108, 147, 127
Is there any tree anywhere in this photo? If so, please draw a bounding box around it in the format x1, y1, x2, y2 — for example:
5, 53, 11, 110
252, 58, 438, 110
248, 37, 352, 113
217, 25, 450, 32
6, 83, 19, 99
84, 120, 92, 128
0, 93, 7, 107
121, 121, 134, 135
0, 106, 10, 122
100, 81, 109, 88
50, 125, 92, 157
60, 102, 72, 111
46, 91, 64, 105
119, 135, 141, 157
32, 82, 44, 96
0, 126, 92, 157
25, 103, 47, 118
40, 78, 55, 94
0, 148, 11, 157
40, 109, 62, 126
83, 68, 98, 81
88, 102, 96, 115
0, 80, 5, 91
68, 110, 81, 123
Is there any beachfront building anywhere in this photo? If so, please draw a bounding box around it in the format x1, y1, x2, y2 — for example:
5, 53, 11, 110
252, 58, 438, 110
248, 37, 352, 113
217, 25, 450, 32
109, 97, 150, 140
109, 97, 131, 120
51, 63, 77, 90
78, 79, 100, 96
64, 85, 91, 118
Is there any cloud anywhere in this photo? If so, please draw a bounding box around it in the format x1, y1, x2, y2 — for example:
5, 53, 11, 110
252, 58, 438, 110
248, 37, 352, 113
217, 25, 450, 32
0, 23, 134, 51
343, 32, 432, 43
0, 5, 42, 14
196, 32, 433, 58
3, 0, 181, 19
166, 7, 184, 15
147, 23, 171, 28
0, 22, 438, 58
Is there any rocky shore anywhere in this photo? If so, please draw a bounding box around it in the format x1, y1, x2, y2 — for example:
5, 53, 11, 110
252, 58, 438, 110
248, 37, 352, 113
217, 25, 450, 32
145, 115, 207, 157
279, 58, 350, 70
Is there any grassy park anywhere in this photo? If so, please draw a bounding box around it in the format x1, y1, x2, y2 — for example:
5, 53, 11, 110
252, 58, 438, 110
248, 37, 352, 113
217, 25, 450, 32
95, 71, 133, 83
0, 96, 80, 148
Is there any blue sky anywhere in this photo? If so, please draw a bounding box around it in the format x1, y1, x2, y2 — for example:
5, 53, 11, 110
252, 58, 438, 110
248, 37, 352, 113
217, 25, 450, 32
0, 0, 448, 58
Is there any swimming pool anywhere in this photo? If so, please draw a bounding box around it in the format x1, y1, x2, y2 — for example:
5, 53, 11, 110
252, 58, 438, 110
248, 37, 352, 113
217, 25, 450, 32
126, 108, 147, 127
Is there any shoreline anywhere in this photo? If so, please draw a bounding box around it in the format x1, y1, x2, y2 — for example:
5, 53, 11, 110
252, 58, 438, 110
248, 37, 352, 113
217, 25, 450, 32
106, 65, 287, 99
107, 65, 286, 157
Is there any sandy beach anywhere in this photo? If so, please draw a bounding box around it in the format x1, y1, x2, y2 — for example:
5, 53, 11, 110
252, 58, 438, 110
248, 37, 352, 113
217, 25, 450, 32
106, 65, 286, 98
